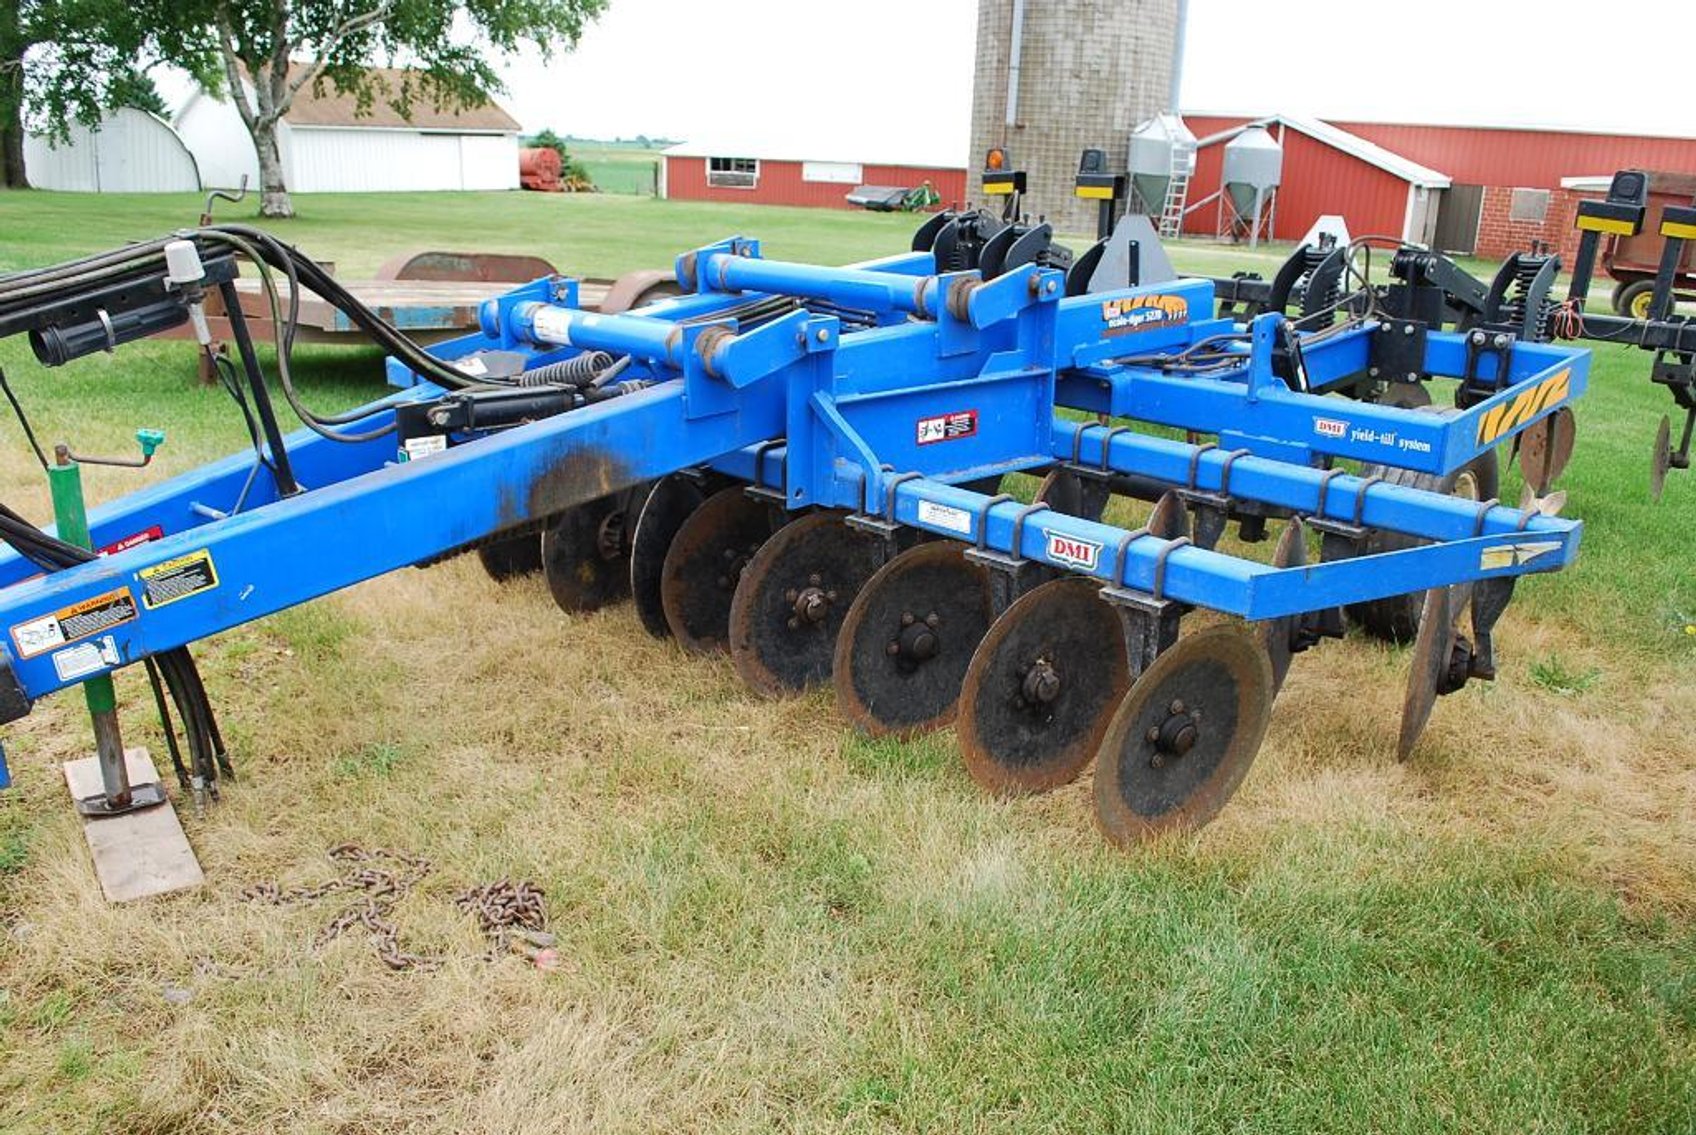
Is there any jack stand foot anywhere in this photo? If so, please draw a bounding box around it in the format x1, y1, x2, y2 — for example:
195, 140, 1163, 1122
74, 780, 168, 818
63, 748, 204, 902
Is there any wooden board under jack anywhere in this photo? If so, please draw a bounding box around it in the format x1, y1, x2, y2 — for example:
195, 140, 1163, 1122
62, 748, 203, 903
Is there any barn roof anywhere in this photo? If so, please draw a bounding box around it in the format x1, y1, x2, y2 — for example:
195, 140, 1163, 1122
1189, 113, 1451, 189
663, 128, 966, 171
247, 66, 520, 133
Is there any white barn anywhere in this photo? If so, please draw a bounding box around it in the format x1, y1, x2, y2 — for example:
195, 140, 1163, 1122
24, 107, 201, 192
175, 67, 521, 193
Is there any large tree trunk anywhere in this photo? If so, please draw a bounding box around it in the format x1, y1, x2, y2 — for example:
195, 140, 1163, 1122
253, 120, 292, 218
0, 9, 28, 189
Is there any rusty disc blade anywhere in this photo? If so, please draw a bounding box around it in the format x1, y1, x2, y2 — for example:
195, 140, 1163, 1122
659, 487, 780, 654
958, 576, 1131, 795
1519, 407, 1577, 494
477, 532, 543, 581
541, 490, 641, 614
631, 473, 716, 638
1382, 382, 1432, 410
1397, 585, 1456, 762
1257, 517, 1309, 694
1093, 625, 1274, 847
1035, 467, 1111, 522
1652, 414, 1672, 502
1147, 490, 1188, 540
833, 541, 996, 738
728, 512, 890, 698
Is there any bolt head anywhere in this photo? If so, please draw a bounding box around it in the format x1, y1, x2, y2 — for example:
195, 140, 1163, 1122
925, 613, 940, 628
1403, 324, 1415, 336
1369, 366, 1381, 377
900, 612, 915, 627
1169, 699, 1186, 715
815, 328, 830, 343
1146, 726, 1161, 743
886, 641, 900, 656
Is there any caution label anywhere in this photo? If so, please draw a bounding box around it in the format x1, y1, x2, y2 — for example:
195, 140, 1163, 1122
9, 587, 138, 660
138, 550, 219, 610
917, 410, 978, 446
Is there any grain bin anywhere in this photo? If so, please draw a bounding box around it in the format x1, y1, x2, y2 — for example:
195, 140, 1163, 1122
1221, 125, 1282, 246
969, 0, 1182, 233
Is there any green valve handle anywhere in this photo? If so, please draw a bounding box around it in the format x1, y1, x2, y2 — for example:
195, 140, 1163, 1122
61, 428, 166, 469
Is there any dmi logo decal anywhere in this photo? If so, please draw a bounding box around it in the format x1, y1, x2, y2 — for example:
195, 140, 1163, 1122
1313, 417, 1348, 439
1046, 531, 1102, 571
916, 410, 979, 445
1476, 368, 1572, 445
1100, 294, 1188, 337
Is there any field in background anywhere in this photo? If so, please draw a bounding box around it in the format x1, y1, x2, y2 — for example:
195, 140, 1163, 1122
565, 142, 665, 196
0, 189, 1690, 1133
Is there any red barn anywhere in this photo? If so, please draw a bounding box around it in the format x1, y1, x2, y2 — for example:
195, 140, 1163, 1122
1179, 113, 1696, 260
662, 134, 966, 211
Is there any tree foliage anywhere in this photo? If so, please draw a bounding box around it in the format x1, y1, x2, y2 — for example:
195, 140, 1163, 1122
9, 0, 608, 209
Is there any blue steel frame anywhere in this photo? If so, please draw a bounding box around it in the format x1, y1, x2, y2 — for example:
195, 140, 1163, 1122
0, 239, 1586, 717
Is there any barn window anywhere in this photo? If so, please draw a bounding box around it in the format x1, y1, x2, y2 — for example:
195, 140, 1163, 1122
802, 161, 863, 184
1509, 188, 1551, 224
707, 157, 758, 188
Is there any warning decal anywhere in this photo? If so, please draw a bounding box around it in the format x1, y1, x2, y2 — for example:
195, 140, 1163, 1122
9, 588, 138, 660
98, 525, 163, 557
138, 550, 219, 610
917, 410, 979, 446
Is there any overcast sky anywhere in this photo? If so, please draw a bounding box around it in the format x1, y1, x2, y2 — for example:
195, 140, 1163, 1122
489, 0, 1688, 155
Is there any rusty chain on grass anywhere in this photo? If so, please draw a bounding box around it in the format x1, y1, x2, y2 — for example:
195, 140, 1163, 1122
240, 844, 551, 972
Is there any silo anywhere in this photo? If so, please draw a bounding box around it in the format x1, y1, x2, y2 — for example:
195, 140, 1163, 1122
1220, 126, 1282, 246
969, 0, 1182, 234
1128, 113, 1196, 216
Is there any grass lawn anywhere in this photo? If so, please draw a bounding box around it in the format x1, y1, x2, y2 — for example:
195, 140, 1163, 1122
0, 189, 1690, 1133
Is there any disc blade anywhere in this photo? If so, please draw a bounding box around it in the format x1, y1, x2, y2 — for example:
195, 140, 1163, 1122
1397, 585, 1456, 761
1257, 517, 1308, 694
1147, 490, 1188, 540
477, 532, 543, 581
1035, 467, 1110, 522
541, 491, 640, 614
833, 541, 996, 738
1382, 382, 1432, 410
631, 474, 713, 638
1093, 625, 1274, 846
728, 512, 889, 697
958, 576, 1131, 794
1652, 414, 1672, 502
659, 487, 780, 654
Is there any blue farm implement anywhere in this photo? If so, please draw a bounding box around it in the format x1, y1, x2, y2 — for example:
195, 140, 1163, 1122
0, 197, 1588, 848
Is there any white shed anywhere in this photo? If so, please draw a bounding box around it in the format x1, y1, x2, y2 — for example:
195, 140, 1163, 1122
175, 67, 521, 193
24, 107, 201, 193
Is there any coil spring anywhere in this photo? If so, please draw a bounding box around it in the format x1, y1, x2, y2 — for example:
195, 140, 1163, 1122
519, 350, 615, 386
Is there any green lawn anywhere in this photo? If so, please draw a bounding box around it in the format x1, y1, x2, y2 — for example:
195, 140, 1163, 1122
0, 189, 1690, 1134
567, 144, 664, 196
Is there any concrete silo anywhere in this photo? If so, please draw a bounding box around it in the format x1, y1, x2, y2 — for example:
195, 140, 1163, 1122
969, 0, 1183, 234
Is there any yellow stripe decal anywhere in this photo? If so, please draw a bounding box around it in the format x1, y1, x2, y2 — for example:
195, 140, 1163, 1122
1576, 216, 1637, 235
1660, 221, 1696, 240
1477, 369, 1571, 444
1074, 186, 1116, 199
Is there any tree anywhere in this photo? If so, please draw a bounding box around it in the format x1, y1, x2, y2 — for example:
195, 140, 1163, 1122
195, 0, 608, 217
16, 0, 607, 213
1, 0, 164, 188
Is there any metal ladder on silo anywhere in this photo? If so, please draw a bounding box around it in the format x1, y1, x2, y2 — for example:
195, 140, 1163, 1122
1158, 144, 1193, 239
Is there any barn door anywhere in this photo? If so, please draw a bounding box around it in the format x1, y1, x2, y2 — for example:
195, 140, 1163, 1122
1433, 185, 1484, 255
